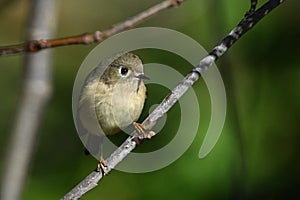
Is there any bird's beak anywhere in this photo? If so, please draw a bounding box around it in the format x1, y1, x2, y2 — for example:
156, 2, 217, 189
135, 73, 150, 80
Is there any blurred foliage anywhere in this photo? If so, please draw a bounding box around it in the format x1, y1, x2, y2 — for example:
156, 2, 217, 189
0, 0, 299, 199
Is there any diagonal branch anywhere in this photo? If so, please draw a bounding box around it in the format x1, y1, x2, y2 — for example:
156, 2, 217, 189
0, 0, 185, 57
61, 0, 286, 199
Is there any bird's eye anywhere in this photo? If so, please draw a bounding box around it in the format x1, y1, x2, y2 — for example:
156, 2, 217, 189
119, 66, 129, 76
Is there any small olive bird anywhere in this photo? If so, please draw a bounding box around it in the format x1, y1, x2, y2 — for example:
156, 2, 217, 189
77, 52, 148, 172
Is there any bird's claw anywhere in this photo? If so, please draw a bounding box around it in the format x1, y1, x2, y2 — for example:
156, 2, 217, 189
133, 122, 155, 140
96, 159, 108, 175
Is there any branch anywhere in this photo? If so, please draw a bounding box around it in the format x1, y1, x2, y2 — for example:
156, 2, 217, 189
61, 0, 285, 199
0, 1, 58, 200
0, 0, 185, 57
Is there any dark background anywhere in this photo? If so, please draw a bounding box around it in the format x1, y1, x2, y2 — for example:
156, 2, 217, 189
0, 0, 299, 199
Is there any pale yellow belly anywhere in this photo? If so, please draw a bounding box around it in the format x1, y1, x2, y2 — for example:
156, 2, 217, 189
95, 83, 146, 135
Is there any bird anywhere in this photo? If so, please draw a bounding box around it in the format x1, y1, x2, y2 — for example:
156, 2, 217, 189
76, 52, 148, 172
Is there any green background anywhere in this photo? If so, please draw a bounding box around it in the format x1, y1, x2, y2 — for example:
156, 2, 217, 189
0, 0, 299, 199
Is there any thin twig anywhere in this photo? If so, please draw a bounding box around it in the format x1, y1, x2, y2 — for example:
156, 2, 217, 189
61, 0, 286, 199
0, 0, 185, 57
0, 1, 58, 200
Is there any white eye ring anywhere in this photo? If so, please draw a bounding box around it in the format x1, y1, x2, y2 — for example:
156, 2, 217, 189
119, 66, 130, 77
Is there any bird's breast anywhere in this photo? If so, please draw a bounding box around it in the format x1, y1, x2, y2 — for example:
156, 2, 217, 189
95, 82, 146, 135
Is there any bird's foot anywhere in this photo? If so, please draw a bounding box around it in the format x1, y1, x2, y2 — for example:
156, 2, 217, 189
133, 122, 155, 140
96, 159, 108, 175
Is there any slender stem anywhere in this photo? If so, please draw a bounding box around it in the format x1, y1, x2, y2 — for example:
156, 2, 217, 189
0, 0, 185, 57
61, 0, 286, 199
